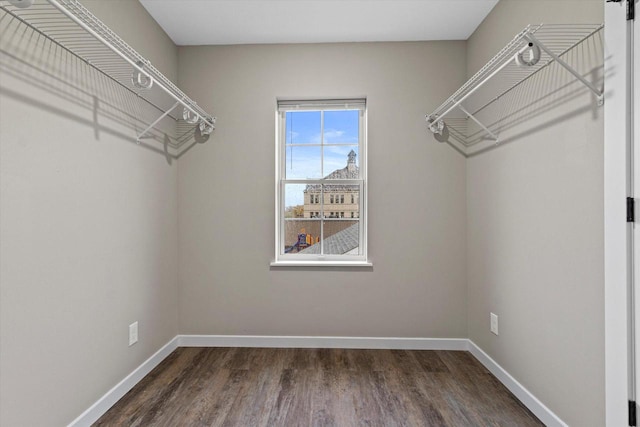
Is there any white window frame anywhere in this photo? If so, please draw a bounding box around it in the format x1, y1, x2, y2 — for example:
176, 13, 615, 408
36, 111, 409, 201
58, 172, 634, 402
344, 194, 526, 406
272, 99, 370, 267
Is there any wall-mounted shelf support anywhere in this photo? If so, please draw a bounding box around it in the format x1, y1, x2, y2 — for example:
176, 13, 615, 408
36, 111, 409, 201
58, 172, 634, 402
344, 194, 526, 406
525, 32, 604, 106
458, 104, 499, 143
137, 101, 180, 143
425, 23, 604, 153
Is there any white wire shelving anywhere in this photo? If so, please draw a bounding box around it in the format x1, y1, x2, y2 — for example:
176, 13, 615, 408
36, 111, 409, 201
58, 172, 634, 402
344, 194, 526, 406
425, 23, 604, 154
0, 0, 216, 145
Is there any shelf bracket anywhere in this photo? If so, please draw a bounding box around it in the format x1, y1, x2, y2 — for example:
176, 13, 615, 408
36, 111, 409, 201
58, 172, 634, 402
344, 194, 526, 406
525, 32, 604, 106
458, 104, 499, 143
137, 100, 180, 143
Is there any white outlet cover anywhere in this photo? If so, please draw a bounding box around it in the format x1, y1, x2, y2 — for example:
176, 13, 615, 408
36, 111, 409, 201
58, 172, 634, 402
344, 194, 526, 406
129, 321, 138, 346
490, 313, 499, 335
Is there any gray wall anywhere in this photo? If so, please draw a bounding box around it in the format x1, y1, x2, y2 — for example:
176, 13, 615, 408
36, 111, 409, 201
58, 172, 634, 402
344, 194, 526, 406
466, 1, 604, 426
176, 42, 469, 338
0, 0, 607, 425
0, 1, 179, 425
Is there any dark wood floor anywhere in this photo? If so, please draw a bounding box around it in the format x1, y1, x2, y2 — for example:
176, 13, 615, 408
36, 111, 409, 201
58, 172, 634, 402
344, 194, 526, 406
94, 347, 543, 427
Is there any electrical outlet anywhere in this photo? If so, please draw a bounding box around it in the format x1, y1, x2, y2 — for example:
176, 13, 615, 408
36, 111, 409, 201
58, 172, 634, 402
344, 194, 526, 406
490, 313, 499, 335
129, 321, 138, 346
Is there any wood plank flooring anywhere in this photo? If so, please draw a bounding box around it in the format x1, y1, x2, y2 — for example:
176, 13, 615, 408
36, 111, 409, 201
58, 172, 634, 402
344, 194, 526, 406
94, 348, 543, 427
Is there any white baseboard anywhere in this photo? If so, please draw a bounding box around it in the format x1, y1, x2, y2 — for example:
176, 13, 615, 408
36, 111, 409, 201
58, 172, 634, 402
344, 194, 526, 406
177, 334, 469, 350
67, 336, 179, 427
467, 340, 567, 427
68, 335, 564, 427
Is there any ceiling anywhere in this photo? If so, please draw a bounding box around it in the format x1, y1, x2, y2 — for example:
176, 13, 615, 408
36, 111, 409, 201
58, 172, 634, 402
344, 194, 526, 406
139, 0, 499, 46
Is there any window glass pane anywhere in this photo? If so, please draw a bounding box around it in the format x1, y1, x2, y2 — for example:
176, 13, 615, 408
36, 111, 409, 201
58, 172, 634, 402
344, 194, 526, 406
285, 145, 321, 179
323, 145, 359, 179
322, 184, 359, 219
284, 184, 307, 218
322, 219, 360, 255
324, 110, 359, 143
322, 185, 360, 255
303, 183, 322, 218
285, 111, 321, 144
283, 220, 321, 254
284, 183, 320, 254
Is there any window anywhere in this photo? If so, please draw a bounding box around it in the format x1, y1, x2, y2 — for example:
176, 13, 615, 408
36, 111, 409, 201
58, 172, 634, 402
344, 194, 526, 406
274, 99, 368, 265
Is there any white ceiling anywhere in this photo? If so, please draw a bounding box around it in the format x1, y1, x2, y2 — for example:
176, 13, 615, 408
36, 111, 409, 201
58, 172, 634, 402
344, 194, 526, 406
139, 0, 499, 46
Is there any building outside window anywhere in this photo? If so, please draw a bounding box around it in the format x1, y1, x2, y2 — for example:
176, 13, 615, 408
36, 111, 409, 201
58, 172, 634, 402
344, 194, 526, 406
274, 99, 367, 264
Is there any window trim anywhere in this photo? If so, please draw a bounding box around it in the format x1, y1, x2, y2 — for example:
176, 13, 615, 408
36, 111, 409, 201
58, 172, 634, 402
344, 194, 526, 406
272, 99, 369, 267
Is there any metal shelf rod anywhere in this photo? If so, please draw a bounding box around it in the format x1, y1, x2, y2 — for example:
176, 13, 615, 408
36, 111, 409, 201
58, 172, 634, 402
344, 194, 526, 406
44, 0, 215, 130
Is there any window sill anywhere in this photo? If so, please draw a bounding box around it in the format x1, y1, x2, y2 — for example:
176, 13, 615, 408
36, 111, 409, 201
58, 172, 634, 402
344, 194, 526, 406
270, 260, 373, 268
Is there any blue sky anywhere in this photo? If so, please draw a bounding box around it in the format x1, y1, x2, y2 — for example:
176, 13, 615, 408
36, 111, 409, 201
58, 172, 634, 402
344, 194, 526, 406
285, 110, 359, 145
284, 110, 360, 207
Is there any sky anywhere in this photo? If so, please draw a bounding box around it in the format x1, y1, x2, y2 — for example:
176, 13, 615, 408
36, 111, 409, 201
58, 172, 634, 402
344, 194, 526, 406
284, 110, 360, 208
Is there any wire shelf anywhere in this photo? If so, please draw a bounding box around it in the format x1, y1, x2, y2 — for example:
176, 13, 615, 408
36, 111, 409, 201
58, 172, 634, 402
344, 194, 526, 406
0, 0, 216, 146
426, 23, 604, 154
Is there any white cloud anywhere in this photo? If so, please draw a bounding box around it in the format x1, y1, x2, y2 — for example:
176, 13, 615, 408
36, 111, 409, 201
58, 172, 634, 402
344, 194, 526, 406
324, 128, 357, 143
323, 129, 345, 141
292, 129, 357, 144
